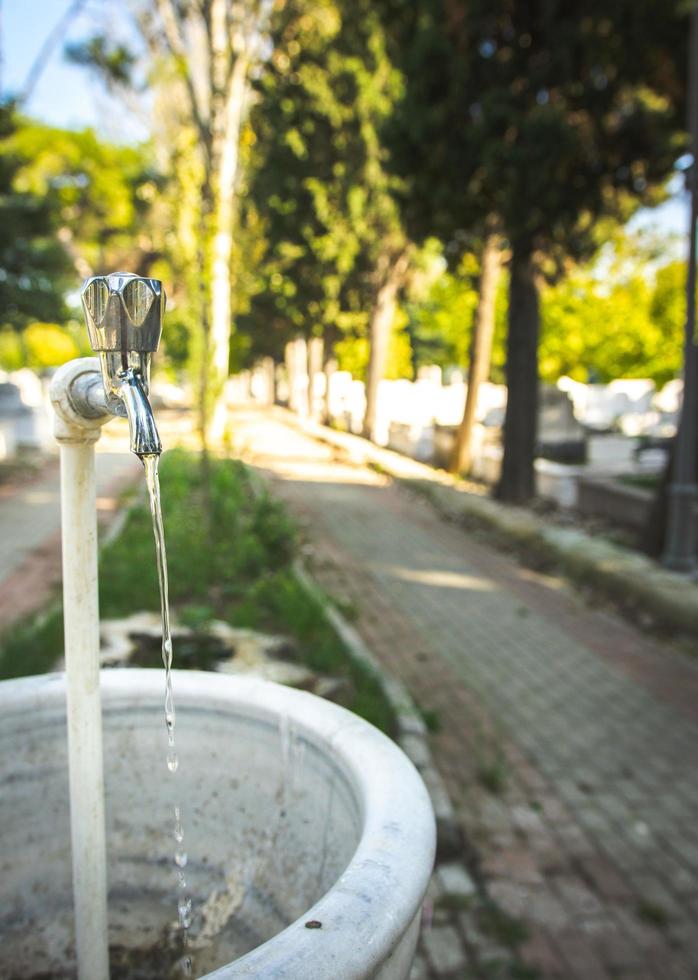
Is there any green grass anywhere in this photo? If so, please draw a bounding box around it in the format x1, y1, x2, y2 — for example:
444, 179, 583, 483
617, 472, 660, 491
0, 605, 63, 679
0, 450, 45, 488
417, 704, 442, 733
637, 899, 669, 928
478, 901, 530, 948
0, 450, 395, 733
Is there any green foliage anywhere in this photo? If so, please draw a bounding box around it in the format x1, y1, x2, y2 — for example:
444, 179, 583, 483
335, 310, 414, 380
100, 451, 298, 614
540, 238, 687, 385
0, 452, 394, 732
385, 308, 414, 379
22, 322, 80, 370
9, 116, 162, 278
406, 252, 509, 380
401, 226, 685, 386
0, 105, 71, 329
383, 0, 686, 263
409, 262, 479, 368
379, 0, 688, 499
65, 37, 136, 91
239, 0, 409, 363
0, 319, 84, 372
0, 606, 63, 679
0, 329, 23, 370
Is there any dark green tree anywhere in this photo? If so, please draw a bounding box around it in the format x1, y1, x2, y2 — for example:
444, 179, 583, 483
0, 105, 71, 330
240, 0, 410, 433
10, 118, 162, 280
380, 0, 687, 500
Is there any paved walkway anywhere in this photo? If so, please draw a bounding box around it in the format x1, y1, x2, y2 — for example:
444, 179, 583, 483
232, 407, 698, 980
0, 419, 145, 630
0, 410, 196, 632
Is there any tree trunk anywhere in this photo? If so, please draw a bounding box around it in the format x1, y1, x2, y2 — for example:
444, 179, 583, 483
363, 250, 410, 442
496, 248, 540, 503
643, 444, 675, 557
449, 230, 503, 474
260, 356, 276, 406
207, 55, 249, 442
307, 336, 324, 421
323, 351, 338, 425
285, 337, 310, 415
643, 431, 698, 557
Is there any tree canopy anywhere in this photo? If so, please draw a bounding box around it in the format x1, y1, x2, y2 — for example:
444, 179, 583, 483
378, 0, 688, 499
239, 0, 409, 372
0, 105, 71, 330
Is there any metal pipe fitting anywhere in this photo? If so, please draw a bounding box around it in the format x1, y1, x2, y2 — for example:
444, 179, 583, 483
80, 272, 165, 457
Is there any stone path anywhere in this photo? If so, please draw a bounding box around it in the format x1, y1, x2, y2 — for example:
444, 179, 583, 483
0, 409, 195, 632
232, 407, 698, 980
0, 418, 143, 631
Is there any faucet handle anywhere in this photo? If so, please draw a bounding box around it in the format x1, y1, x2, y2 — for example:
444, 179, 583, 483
81, 272, 165, 354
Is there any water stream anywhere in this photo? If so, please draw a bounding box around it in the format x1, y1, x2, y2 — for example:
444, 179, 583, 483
143, 454, 193, 977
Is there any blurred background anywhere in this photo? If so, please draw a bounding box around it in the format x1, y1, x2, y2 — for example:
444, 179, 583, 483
0, 0, 695, 555
0, 0, 695, 556
3, 5, 698, 980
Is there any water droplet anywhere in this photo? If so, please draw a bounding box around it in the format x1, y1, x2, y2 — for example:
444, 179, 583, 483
143, 454, 192, 966
178, 896, 192, 928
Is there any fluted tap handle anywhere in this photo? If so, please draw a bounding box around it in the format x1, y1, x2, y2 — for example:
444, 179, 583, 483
81, 272, 164, 354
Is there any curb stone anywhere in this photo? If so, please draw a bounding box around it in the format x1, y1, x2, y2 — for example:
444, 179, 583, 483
238, 416, 542, 979
244, 461, 464, 857
275, 407, 698, 642
292, 560, 465, 862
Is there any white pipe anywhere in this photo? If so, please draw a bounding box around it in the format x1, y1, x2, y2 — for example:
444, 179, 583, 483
60, 439, 110, 980
51, 359, 111, 980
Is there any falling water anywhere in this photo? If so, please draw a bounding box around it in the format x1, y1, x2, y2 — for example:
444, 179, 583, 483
143, 454, 193, 977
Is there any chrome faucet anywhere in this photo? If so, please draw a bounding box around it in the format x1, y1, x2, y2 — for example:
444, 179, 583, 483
75, 272, 165, 457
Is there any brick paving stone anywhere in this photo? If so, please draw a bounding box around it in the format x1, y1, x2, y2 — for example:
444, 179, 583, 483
409, 953, 430, 980
554, 878, 606, 919
421, 924, 469, 975
482, 845, 545, 885
575, 854, 636, 902
233, 408, 698, 980
0, 450, 143, 633
435, 862, 477, 901
553, 926, 615, 980
518, 926, 568, 978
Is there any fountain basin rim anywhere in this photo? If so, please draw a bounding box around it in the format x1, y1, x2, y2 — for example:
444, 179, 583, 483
0, 669, 436, 980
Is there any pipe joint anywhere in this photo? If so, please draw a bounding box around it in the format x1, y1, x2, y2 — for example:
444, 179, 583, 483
50, 358, 113, 445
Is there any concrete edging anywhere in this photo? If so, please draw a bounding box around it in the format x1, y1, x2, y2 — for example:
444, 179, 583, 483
274, 407, 698, 641
243, 450, 464, 859
292, 560, 464, 861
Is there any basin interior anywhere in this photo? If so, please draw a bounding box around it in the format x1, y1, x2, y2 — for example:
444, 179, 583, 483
0, 673, 362, 979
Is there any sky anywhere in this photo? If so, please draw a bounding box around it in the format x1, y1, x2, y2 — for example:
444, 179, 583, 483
1, 0, 691, 252
2, 0, 148, 141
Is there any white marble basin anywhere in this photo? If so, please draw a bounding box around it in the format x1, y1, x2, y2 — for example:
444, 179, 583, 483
0, 669, 435, 979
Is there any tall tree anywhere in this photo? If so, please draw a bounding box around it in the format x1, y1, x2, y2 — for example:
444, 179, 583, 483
449, 224, 504, 473
71, 0, 273, 444
240, 0, 410, 438
0, 106, 71, 330
380, 0, 687, 501
8, 119, 160, 279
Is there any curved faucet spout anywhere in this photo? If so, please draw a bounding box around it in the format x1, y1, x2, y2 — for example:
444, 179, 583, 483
117, 369, 162, 457
79, 272, 166, 459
